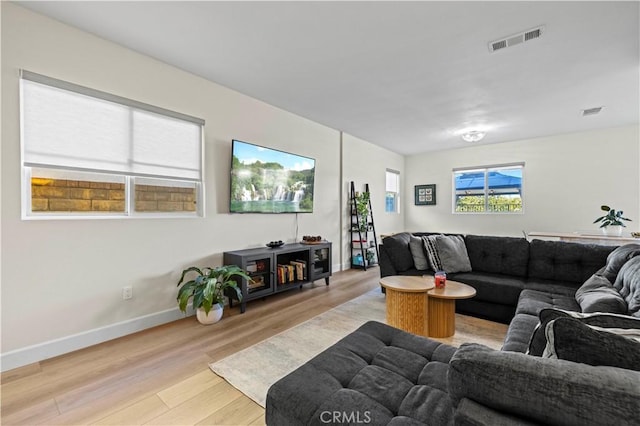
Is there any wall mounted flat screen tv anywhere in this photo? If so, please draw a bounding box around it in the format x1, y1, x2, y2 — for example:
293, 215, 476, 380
230, 139, 315, 213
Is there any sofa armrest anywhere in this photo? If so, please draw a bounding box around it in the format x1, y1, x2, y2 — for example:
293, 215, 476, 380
454, 398, 541, 426
378, 244, 397, 277
448, 343, 640, 426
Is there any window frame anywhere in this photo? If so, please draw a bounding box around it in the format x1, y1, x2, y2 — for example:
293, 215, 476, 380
20, 70, 205, 220
452, 163, 524, 215
385, 169, 400, 214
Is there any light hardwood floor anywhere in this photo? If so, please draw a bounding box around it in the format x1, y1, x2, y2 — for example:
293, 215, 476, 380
1, 268, 507, 425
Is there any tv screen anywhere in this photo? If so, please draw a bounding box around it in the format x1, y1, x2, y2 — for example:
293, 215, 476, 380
230, 140, 315, 213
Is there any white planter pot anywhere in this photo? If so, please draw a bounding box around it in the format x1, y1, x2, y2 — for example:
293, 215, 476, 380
602, 225, 623, 237
196, 304, 224, 325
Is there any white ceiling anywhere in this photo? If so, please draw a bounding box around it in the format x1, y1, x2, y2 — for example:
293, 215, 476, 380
16, 1, 640, 155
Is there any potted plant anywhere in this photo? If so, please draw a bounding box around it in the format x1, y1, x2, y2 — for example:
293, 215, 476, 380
354, 191, 371, 233
593, 205, 631, 236
177, 265, 249, 325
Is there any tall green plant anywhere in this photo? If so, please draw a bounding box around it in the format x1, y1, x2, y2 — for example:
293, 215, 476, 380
177, 265, 248, 315
355, 191, 370, 232
593, 205, 631, 228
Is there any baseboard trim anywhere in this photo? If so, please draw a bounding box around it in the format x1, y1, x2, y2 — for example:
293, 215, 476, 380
1, 306, 193, 372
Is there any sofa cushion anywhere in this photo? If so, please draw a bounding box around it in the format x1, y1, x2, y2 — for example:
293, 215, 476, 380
447, 272, 525, 306
383, 232, 414, 272
613, 255, 640, 316
409, 235, 430, 270
448, 343, 640, 426
601, 243, 640, 283
265, 321, 457, 426
524, 278, 580, 295
542, 317, 640, 371
575, 274, 627, 314
421, 235, 443, 271
501, 313, 539, 353
527, 239, 614, 284
515, 289, 579, 316
435, 235, 471, 273
464, 235, 529, 278
528, 308, 640, 356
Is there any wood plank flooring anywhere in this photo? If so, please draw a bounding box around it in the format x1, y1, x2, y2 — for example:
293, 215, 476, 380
1, 268, 507, 425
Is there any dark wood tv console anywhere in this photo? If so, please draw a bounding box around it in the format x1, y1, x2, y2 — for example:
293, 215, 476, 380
223, 242, 332, 313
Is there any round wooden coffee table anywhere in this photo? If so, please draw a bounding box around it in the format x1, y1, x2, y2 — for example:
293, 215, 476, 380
427, 280, 476, 338
379, 275, 434, 336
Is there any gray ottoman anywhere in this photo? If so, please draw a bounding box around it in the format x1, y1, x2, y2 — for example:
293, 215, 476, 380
266, 321, 457, 426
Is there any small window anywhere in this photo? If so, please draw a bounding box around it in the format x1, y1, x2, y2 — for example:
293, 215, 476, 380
385, 169, 400, 213
20, 70, 204, 219
453, 164, 523, 213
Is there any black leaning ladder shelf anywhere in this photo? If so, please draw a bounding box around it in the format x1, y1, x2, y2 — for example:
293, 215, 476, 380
349, 181, 379, 270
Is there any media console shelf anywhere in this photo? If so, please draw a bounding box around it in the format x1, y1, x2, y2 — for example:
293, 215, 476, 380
223, 242, 332, 313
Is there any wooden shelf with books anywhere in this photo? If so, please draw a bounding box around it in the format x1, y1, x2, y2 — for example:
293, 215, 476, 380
223, 241, 332, 313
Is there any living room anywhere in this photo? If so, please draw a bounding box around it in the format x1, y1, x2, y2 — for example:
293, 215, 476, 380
2, 1, 639, 425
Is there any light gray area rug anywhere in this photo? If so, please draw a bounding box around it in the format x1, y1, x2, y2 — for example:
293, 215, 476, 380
209, 288, 386, 407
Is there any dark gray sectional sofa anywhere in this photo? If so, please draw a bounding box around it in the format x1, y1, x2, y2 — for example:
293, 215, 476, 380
379, 233, 626, 352
266, 235, 640, 425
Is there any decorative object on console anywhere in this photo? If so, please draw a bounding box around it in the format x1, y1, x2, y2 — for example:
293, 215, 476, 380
301, 235, 324, 244
414, 184, 436, 205
593, 204, 631, 236
266, 240, 284, 248
176, 265, 248, 325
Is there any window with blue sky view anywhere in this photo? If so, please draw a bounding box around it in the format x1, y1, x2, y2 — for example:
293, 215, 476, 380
453, 164, 523, 213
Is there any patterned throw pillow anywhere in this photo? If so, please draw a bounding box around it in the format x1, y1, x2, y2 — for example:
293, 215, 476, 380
421, 235, 443, 271
527, 308, 640, 356
542, 317, 640, 371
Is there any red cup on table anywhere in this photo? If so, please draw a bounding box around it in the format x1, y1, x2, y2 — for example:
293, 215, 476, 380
434, 271, 447, 288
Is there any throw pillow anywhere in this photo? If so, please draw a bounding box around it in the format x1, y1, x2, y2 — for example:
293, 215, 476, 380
574, 273, 627, 314
434, 235, 471, 273
421, 235, 443, 271
527, 308, 640, 356
542, 317, 640, 371
408, 235, 430, 270
613, 255, 640, 317
382, 232, 414, 272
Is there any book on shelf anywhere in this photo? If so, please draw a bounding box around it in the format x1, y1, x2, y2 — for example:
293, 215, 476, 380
290, 260, 307, 281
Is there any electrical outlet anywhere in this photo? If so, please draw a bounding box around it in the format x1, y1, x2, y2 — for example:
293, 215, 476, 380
122, 286, 133, 300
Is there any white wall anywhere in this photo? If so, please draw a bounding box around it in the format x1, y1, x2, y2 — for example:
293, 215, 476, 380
405, 126, 640, 237
342, 133, 405, 268
0, 4, 401, 370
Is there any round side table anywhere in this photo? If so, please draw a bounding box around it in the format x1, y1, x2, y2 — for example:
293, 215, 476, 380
427, 281, 476, 338
379, 275, 435, 336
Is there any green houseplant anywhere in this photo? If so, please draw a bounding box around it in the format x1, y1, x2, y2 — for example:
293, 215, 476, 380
354, 191, 371, 233
177, 265, 249, 325
593, 205, 631, 236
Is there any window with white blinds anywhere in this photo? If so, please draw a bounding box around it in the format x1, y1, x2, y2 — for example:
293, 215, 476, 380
20, 70, 205, 218
385, 169, 400, 213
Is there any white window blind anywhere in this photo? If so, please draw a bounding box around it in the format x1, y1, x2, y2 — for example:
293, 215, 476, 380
21, 70, 204, 181
386, 169, 399, 193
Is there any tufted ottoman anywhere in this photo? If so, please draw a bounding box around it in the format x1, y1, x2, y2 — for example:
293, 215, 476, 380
265, 321, 457, 426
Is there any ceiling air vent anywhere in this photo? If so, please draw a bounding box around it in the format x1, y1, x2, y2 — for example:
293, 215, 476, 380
489, 26, 545, 52
582, 106, 604, 116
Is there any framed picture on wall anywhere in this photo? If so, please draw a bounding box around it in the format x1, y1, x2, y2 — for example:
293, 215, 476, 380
415, 184, 436, 205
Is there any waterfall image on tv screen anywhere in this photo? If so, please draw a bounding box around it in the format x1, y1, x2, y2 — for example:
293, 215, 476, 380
230, 140, 315, 213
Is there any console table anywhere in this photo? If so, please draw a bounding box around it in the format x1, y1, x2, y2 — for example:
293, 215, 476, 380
528, 231, 638, 246
223, 242, 332, 313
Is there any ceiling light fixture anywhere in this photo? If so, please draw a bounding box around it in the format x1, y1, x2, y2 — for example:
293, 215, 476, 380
461, 131, 486, 143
